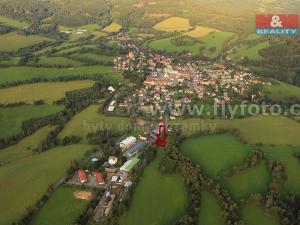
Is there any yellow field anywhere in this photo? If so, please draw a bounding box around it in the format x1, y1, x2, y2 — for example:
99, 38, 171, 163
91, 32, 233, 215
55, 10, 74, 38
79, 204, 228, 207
153, 17, 192, 32
0, 80, 95, 104
102, 22, 122, 33
185, 26, 219, 37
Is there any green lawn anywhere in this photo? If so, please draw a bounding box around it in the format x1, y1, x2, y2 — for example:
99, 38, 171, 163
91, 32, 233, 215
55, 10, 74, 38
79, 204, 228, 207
0, 144, 93, 225
171, 115, 300, 146
0, 16, 28, 29
147, 32, 235, 58
30, 187, 90, 225
0, 66, 123, 85
221, 161, 271, 200
180, 134, 251, 178
59, 104, 130, 141
198, 191, 225, 225
0, 80, 95, 104
230, 41, 270, 60
263, 146, 300, 196
264, 80, 300, 102
0, 126, 54, 165
0, 104, 63, 139
242, 204, 280, 225
0, 32, 52, 51
119, 151, 187, 225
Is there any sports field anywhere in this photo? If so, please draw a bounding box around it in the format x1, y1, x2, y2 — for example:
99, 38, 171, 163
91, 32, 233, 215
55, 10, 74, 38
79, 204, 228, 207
0, 32, 52, 51
119, 151, 187, 225
30, 187, 91, 225
102, 22, 122, 33
0, 104, 63, 139
171, 115, 300, 146
0, 66, 122, 85
180, 134, 251, 178
59, 104, 130, 141
153, 17, 191, 32
0, 144, 93, 225
242, 204, 280, 225
0, 80, 94, 104
221, 161, 271, 200
198, 191, 224, 225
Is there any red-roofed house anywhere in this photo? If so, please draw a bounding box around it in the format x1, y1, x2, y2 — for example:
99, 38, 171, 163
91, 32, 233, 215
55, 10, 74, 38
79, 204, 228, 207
78, 170, 87, 184
94, 172, 105, 185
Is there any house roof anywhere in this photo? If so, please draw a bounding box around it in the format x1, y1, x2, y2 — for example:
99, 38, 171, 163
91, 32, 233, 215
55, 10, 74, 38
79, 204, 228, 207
120, 158, 140, 172
94, 172, 105, 185
125, 141, 146, 157
78, 170, 87, 182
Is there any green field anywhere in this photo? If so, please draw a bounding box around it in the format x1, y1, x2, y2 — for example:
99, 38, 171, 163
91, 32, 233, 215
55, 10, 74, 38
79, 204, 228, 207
0, 32, 52, 51
70, 53, 114, 63
0, 104, 63, 139
264, 81, 300, 102
0, 126, 54, 165
120, 151, 187, 225
0, 57, 21, 66
147, 31, 234, 58
171, 115, 300, 146
0, 16, 28, 29
52, 45, 97, 55
198, 191, 224, 225
263, 146, 300, 196
242, 204, 280, 225
33, 56, 83, 67
59, 104, 130, 141
0, 80, 94, 104
102, 22, 122, 33
0, 66, 122, 85
0, 144, 93, 225
153, 17, 191, 32
30, 187, 90, 225
221, 162, 271, 200
230, 41, 270, 60
180, 134, 250, 177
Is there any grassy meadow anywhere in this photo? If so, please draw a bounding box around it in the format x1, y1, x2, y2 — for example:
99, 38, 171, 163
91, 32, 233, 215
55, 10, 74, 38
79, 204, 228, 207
242, 204, 280, 225
180, 134, 251, 178
0, 104, 63, 139
171, 115, 300, 146
0, 144, 93, 225
70, 53, 114, 63
0, 66, 122, 85
102, 22, 122, 33
153, 17, 191, 32
33, 56, 83, 67
185, 26, 219, 37
59, 104, 130, 141
0, 80, 95, 104
230, 41, 270, 60
0, 16, 28, 29
264, 80, 300, 102
0, 32, 52, 51
198, 191, 224, 225
30, 187, 90, 225
119, 151, 187, 225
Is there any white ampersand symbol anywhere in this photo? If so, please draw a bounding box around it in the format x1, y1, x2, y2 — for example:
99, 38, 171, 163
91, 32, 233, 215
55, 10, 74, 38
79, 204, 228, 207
270, 15, 283, 28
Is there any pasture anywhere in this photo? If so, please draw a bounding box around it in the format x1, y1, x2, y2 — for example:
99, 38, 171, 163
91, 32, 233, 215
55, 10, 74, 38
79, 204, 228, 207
102, 22, 122, 33
59, 104, 130, 141
153, 17, 191, 32
0, 144, 93, 225
242, 204, 280, 225
264, 80, 300, 102
221, 161, 271, 200
180, 134, 250, 178
198, 191, 224, 225
0, 104, 63, 139
263, 146, 300, 196
119, 151, 187, 225
230, 41, 270, 60
0, 32, 52, 51
33, 56, 83, 67
185, 26, 219, 37
0, 80, 95, 104
30, 187, 90, 225
171, 115, 300, 146
0, 65, 123, 85
0, 16, 28, 29
70, 53, 114, 64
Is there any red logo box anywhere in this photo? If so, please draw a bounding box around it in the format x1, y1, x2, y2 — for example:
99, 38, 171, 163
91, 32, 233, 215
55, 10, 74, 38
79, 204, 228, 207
256, 14, 299, 28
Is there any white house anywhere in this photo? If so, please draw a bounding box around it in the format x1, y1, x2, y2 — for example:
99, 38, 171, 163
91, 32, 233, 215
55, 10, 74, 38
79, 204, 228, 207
120, 136, 137, 151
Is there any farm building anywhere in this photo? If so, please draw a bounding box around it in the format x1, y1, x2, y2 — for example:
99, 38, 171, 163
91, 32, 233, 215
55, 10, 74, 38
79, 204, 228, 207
94, 172, 105, 185
124, 141, 147, 158
120, 158, 140, 172
78, 170, 88, 184
120, 136, 137, 151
